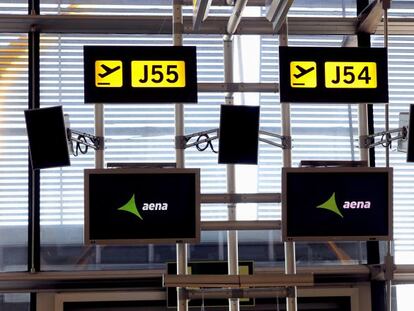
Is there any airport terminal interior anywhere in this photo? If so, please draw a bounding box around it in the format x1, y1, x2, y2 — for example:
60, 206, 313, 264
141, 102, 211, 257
2, 0, 414, 310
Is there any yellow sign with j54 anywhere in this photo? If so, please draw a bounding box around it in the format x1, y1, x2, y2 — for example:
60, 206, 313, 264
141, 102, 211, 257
325, 62, 377, 89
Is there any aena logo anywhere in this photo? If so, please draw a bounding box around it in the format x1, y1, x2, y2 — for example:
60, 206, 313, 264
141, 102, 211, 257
117, 194, 168, 220
317, 192, 371, 218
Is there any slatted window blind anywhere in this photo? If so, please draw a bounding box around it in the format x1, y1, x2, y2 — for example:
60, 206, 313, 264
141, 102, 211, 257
0, 33, 28, 272
372, 35, 414, 264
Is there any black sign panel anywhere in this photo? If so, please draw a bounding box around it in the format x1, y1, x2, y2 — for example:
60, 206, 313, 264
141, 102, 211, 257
84, 46, 197, 103
279, 47, 389, 103
282, 167, 392, 241
218, 105, 260, 165
84, 168, 200, 244
24, 106, 70, 170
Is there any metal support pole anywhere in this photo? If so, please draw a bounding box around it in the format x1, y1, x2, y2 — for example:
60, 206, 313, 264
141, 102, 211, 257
173, 2, 188, 311
224, 35, 239, 311
358, 104, 370, 163
93, 103, 104, 268
384, 8, 390, 169
279, 20, 297, 311
94, 105, 104, 169
383, 6, 393, 311
28, 25, 40, 274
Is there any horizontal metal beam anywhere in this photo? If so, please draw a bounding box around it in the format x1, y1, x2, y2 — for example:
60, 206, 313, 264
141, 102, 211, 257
163, 273, 314, 288
201, 193, 281, 204
376, 18, 414, 35
0, 14, 357, 34
183, 0, 267, 5
198, 82, 278, 93
185, 287, 289, 299
0, 270, 163, 292
0, 264, 373, 292
2, 14, 414, 35
201, 220, 281, 231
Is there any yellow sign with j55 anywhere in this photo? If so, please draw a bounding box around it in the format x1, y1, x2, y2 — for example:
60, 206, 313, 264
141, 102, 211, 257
131, 61, 186, 88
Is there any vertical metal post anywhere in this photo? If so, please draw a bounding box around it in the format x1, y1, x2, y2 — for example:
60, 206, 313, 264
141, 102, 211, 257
358, 105, 370, 163
173, 2, 188, 311
384, 8, 390, 169
383, 5, 393, 311
29, 0, 40, 274
94, 105, 104, 169
223, 34, 239, 311
279, 20, 297, 311
28, 26, 40, 274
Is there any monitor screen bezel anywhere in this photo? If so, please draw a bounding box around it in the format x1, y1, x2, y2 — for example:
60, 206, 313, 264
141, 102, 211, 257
407, 104, 414, 162
24, 105, 71, 170
282, 167, 393, 242
84, 168, 201, 245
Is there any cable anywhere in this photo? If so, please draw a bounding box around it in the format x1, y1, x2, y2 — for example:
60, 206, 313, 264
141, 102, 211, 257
72, 135, 88, 157
196, 134, 218, 154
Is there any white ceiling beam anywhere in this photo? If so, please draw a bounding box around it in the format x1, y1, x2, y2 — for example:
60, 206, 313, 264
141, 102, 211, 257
266, 0, 294, 33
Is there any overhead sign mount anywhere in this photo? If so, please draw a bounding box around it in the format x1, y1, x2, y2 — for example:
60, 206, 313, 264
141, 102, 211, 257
84, 46, 198, 103
279, 47, 388, 103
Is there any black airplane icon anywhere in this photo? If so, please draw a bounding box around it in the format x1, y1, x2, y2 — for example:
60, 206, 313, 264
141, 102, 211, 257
98, 64, 121, 78
293, 65, 315, 79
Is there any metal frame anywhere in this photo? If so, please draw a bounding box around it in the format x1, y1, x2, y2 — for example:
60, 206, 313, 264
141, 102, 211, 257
357, 0, 384, 33
259, 130, 291, 149
54, 291, 165, 311
163, 273, 314, 288
192, 0, 213, 31
67, 128, 103, 154
266, 0, 294, 32
360, 127, 407, 149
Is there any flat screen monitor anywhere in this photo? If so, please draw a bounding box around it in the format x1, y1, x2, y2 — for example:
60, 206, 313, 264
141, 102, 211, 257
407, 105, 414, 162
24, 106, 70, 170
84, 168, 200, 245
218, 105, 260, 165
282, 167, 392, 241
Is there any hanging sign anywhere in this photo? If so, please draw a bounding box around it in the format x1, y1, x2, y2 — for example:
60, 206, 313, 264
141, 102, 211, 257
84, 46, 198, 103
279, 47, 388, 103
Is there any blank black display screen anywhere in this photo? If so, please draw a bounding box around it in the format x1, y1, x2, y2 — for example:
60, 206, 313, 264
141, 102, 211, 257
24, 106, 70, 170
218, 105, 260, 164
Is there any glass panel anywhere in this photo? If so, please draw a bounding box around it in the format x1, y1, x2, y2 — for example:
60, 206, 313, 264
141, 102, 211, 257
0, 33, 28, 272
373, 35, 414, 264
396, 284, 414, 311
39, 0, 231, 17
0, 1, 27, 14
0, 293, 30, 311
290, 0, 356, 17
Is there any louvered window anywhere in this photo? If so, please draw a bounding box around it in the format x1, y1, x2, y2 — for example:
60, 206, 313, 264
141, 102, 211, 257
0, 33, 28, 272
372, 35, 414, 264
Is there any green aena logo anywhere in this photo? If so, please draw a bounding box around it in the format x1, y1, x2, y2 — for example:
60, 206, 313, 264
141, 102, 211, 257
317, 192, 371, 218
117, 194, 168, 220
